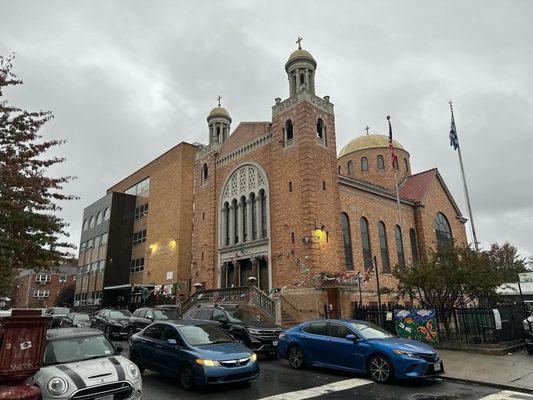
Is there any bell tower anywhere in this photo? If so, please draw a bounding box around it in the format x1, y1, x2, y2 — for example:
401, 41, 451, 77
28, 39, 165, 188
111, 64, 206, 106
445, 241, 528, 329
207, 96, 231, 145
270, 39, 344, 290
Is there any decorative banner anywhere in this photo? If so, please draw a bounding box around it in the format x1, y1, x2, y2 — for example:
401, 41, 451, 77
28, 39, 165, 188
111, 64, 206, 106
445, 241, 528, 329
163, 284, 173, 296
394, 309, 438, 343
154, 285, 162, 295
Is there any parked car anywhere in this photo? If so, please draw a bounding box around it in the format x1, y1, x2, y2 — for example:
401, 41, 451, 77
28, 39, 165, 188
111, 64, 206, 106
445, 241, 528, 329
129, 320, 259, 390
45, 307, 71, 328
184, 305, 282, 355
30, 328, 142, 399
278, 319, 443, 383
92, 308, 131, 340
60, 312, 92, 328
523, 314, 533, 354
128, 307, 181, 340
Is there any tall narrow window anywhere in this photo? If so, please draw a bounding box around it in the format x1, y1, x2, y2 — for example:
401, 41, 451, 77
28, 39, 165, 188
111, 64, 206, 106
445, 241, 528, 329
404, 158, 409, 173
224, 202, 230, 246
316, 118, 325, 142
378, 221, 391, 273
89, 216, 94, 228
435, 212, 452, 248
232, 199, 238, 244
103, 208, 110, 221
341, 213, 354, 270
377, 155, 385, 170
338, 165, 342, 175
285, 119, 294, 145
260, 190, 267, 238
202, 163, 208, 183
409, 228, 419, 263
361, 157, 368, 172
242, 196, 247, 242
251, 193, 257, 240
347, 160, 354, 175
360, 217, 372, 270
394, 225, 405, 266
96, 212, 102, 225
216, 126, 221, 142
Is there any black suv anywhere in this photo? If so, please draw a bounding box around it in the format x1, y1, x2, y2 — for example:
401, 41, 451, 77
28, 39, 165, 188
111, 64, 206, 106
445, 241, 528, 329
127, 307, 181, 340
45, 307, 71, 328
185, 305, 282, 354
91, 308, 131, 340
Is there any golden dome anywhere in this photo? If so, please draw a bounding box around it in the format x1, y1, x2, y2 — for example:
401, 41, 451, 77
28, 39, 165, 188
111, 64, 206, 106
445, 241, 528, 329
339, 134, 405, 157
288, 48, 315, 63
208, 106, 231, 119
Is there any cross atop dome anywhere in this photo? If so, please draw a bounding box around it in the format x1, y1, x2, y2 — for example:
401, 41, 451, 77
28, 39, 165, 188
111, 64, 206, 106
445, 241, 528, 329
296, 36, 303, 50
217, 95, 222, 107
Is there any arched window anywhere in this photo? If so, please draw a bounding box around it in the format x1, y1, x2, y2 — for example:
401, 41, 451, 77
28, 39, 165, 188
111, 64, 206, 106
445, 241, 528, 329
340, 213, 354, 270
360, 217, 372, 270
251, 193, 257, 240
96, 212, 102, 225
103, 208, 110, 221
347, 160, 354, 176
338, 165, 342, 175
89, 216, 94, 228
409, 228, 419, 263
361, 157, 368, 172
377, 155, 385, 170
316, 118, 325, 143
394, 225, 405, 266
241, 195, 248, 242
378, 222, 391, 273
224, 202, 230, 246
202, 163, 208, 183
404, 158, 409, 173
232, 199, 238, 244
284, 119, 294, 145
260, 189, 267, 238
216, 126, 221, 142
435, 212, 452, 248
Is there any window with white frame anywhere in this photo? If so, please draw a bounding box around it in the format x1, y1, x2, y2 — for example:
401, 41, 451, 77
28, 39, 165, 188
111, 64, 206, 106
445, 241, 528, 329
125, 177, 150, 197
98, 260, 105, 272
59, 274, 68, 283
35, 274, 51, 283
134, 203, 149, 220
130, 258, 145, 273
133, 229, 147, 246
33, 289, 50, 298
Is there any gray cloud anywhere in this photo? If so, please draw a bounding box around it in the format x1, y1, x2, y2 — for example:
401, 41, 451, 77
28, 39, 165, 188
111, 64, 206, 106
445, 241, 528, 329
1, 0, 532, 257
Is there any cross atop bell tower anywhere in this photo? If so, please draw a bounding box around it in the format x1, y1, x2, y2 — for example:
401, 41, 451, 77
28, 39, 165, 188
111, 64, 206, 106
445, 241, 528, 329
285, 38, 317, 97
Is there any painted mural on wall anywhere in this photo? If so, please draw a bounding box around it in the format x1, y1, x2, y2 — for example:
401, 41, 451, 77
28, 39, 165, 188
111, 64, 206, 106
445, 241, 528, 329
394, 309, 438, 343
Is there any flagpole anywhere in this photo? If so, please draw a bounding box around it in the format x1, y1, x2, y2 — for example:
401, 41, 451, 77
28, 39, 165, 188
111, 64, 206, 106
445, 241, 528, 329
388, 116, 404, 231
449, 101, 479, 251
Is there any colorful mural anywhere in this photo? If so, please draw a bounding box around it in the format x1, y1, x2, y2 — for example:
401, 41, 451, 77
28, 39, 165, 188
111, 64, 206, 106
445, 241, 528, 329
394, 309, 439, 343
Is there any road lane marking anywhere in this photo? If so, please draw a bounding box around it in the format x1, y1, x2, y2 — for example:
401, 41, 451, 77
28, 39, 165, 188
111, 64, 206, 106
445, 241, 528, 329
258, 378, 373, 400
480, 391, 533, 400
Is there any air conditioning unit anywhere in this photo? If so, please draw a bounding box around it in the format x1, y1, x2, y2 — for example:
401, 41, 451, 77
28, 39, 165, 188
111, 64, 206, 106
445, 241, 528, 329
39, 281, 46, 285
37, 297, 44, 301
74, 301, 80, 306
94, 298, 101, 305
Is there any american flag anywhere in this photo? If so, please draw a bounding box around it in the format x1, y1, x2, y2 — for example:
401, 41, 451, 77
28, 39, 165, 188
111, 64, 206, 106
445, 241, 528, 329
387, 115, 398, 169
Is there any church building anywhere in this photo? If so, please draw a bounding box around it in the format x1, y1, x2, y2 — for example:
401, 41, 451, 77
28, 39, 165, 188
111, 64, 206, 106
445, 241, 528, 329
191, 41, 468, 320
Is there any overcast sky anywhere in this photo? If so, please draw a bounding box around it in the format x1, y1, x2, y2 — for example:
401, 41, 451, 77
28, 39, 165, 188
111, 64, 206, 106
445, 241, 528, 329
1, 1, 532, 259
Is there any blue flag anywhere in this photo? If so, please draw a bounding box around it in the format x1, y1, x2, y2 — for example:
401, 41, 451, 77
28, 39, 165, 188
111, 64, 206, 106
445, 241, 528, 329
449, 111, 459, 150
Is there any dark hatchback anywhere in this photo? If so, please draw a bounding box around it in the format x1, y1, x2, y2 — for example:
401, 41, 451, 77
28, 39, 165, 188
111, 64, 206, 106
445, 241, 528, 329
184, 305, 282, 355
129, 320, 259, 389
59, 312, 92, 328
92, 309, 131, 340
128, 307, 181, 340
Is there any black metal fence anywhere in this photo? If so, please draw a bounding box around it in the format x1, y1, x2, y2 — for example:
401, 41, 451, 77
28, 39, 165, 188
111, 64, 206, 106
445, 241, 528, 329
353, 304, 529, 345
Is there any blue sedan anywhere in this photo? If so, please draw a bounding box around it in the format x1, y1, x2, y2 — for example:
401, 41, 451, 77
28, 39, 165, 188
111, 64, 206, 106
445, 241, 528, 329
278, 319, 443, 383
130, 320, 259, 389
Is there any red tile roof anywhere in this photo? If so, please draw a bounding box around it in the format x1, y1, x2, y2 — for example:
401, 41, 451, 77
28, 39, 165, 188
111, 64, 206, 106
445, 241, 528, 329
398, 168, 437, 202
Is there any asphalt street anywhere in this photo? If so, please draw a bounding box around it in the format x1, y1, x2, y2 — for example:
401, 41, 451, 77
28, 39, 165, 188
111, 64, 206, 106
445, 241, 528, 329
114, 341, 532, 400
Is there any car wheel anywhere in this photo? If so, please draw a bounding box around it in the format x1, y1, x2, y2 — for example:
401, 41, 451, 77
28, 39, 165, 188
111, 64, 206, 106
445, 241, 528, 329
130, 351, 145, 374
178, 363, 195, 390
368, 355, 394, 383
288, 344, 305, 369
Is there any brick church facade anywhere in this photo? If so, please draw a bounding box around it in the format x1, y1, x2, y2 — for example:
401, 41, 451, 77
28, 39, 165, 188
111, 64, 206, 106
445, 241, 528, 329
190, 43, 467, 319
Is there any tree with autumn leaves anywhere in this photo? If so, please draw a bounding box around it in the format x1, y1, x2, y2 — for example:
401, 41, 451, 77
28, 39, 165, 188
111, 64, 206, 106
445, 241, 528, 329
0, 54, 76, 297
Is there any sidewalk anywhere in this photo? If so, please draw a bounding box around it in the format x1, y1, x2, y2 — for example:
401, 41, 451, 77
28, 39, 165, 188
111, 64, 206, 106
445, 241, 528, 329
440, 349, 533, 392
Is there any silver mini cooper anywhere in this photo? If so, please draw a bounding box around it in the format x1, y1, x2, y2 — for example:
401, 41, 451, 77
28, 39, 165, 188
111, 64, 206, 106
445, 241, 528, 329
30, 328, 142, 399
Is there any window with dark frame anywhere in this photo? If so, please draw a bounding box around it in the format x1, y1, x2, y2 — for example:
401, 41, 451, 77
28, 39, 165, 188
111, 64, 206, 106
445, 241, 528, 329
378, 221, 391, 273
394, 225, 405, 266
133, 229, 147, 246
341, 213, 354, 270
409, 228, 419, 263
361, 157, 368, 171
130, 257, 145, 273
377, 155, 385, 170
360, 217, 372, 270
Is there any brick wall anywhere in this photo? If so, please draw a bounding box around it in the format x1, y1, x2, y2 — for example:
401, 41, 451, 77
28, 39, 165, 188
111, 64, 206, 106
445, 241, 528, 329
13, 271, 76, 308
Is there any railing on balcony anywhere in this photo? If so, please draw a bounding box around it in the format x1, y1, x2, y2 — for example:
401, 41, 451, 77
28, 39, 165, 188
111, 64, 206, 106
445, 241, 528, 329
181, 286, 276, 321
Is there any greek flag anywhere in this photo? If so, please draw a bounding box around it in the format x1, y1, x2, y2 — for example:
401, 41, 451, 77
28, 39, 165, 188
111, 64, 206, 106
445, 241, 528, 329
449, 112, 459, 150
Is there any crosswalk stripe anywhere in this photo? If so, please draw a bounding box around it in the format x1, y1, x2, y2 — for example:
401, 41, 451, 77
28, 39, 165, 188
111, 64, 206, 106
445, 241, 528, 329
479, 390, 533, 400
258, 378, 373, 400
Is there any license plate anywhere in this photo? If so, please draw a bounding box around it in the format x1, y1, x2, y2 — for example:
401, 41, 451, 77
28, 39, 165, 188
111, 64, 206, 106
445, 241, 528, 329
95, 396, 113, 400
272, 341, 278, 346
434, 362, 441, 372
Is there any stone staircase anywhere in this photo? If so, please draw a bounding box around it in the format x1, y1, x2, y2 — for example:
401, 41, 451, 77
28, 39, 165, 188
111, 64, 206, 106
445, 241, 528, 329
281, 310, 299, 328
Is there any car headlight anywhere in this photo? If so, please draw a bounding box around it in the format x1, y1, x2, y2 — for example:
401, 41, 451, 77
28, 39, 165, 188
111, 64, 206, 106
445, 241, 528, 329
392, 349, 415, 357
47, 376, 68, 396
195, 359, 221, 367
127, 363, 141, 380
247, 328, 261, 335
250, 353, 257, 363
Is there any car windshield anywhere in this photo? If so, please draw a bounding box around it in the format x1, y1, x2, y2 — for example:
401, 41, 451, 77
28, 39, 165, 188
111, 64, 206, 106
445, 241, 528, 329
153, 309, 180, 320
73, 314, 90, 321
178, 324, 235, 346
43, 335, 115, 365
225, 308, 260, 323
109, 310, 130, 319
350, 322, 394, 339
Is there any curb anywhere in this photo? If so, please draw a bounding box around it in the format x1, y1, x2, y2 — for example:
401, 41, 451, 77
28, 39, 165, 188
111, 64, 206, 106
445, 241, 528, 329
440, 375, 533, 395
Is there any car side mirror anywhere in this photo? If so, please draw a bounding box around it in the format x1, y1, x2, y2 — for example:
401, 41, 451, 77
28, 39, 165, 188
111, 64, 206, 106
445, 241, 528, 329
345, 334, 358, 342
115, 344, 123, 354
167, 338, 179, 347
